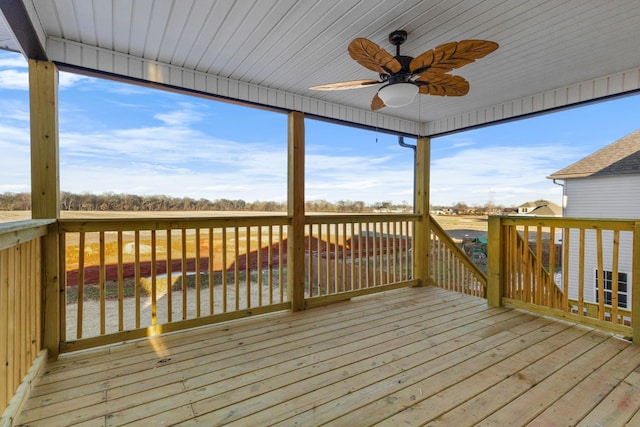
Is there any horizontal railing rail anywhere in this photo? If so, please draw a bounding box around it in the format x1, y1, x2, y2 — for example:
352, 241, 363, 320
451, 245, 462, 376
489, 216, 640, 342
429, 217, 487, 297
0, 220, 52, 415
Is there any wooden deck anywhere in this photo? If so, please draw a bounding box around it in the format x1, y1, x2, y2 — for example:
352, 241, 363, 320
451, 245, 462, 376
14, 286, 640, 426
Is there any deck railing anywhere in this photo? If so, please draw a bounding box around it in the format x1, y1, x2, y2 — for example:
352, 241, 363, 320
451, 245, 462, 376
57, 214, 423, 351
58, 216, 291, 352
0, 220, 52, 416
429, 218, 487, 297
488, 216, 640, 342
304, 214, 418, 307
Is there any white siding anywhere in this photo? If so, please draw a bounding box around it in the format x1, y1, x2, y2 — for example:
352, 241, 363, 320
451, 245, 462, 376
563, 175, 640, 306
564, 175, 640, 219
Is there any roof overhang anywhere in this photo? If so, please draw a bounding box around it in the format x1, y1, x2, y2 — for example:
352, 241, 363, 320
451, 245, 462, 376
2, 0, 640, 138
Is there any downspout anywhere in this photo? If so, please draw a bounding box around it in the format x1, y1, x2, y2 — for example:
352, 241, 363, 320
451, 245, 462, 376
398, 136, 417, 212
552, 178, 565, 217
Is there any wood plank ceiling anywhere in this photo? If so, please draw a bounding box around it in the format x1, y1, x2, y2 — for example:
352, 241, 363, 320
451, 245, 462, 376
2, 0, 640, 136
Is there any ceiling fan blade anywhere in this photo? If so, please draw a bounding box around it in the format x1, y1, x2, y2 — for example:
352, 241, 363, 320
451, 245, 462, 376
371, 93, 385, 110
309, 79, 381, 90
348, 38, 402, 74
410, 39, 499, 74
416, 73, 470, 96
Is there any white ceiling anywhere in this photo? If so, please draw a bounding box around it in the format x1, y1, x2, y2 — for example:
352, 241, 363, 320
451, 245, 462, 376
2, 0, 640, 137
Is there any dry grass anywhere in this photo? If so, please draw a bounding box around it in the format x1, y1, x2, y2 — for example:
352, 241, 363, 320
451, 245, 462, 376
431, 214, 488, 240
2, 210, 487, 226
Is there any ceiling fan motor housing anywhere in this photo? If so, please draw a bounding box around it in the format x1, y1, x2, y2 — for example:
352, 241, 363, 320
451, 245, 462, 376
389, 30, 408, 46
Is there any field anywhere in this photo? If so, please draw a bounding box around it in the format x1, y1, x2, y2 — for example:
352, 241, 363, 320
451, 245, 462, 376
1, 210, 488, 227
430, 214, 488, 240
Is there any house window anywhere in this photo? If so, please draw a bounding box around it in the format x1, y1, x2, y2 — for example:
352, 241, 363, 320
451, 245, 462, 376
594, 270, 629, 309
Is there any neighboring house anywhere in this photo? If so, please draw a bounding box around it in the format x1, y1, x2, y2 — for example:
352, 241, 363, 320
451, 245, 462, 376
516, 200, 562, 216
547, 129, 640, 311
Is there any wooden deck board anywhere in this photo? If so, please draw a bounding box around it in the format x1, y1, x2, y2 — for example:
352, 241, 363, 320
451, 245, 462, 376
13, 286, 640, 426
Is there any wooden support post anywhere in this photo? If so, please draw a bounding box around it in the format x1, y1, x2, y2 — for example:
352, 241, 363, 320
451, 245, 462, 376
487, 216, 503, 307
287, 111, 305, 311
413, 137, 431, 286
29, 60, 60, 359
632, 222, 640, 344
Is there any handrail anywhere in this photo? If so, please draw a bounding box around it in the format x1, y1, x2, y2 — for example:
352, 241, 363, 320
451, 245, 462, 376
429, 216, 488, 285
0, 219, 54, 250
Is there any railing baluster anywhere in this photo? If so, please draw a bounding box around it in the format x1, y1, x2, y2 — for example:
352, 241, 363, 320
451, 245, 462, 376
578, 228, 585, 317
99, 231, 106, 335
181, 229, 187, 320
596, 228, 604, 320
335, 223, 340, 292
279, 225, 284, 302
548, 226, 555, 308
325, 224, 332, 295
246, 226, 251, 309
117, 231, 124, 331
342, 222, 348, 291
77, 232, 85, 339
222, 227, 227, 312
535, 226, 543, 304
257, 226, 263, 306
317, 224, 322, 295
268, 226, 273, 304
562, 227, 570, 310
365, 222, 370, 288
350, 223, 355, 292
612, 230, 620, 322
166, 229, 173, 322
151, 230, 157, 325
195, 228, 201, 317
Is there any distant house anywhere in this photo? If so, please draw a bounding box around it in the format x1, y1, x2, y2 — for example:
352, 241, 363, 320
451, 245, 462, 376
547, 128, 640, 311
516, 200, 562, 216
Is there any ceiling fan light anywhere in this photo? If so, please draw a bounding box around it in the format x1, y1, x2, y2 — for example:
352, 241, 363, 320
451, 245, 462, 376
377, 83, 418, 107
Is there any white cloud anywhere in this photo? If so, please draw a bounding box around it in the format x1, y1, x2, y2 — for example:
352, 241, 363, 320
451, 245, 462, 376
0, 69, 29, 90
0, 56, 27, 68
430, 143, 579, 207
0, 62, 89, 91
59, 72, 90, 88
153, 103, 204, 126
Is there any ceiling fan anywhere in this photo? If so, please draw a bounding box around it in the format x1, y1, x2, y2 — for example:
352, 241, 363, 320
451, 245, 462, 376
310, 30, 498, 110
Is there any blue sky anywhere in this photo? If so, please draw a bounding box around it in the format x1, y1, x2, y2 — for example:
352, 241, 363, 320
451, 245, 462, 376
1, 50, 639, 208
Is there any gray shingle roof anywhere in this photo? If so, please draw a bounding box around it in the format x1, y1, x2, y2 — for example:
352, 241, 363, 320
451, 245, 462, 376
547, 129, 640, 179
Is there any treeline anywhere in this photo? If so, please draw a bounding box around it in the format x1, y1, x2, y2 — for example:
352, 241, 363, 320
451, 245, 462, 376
0, 192, 411, 213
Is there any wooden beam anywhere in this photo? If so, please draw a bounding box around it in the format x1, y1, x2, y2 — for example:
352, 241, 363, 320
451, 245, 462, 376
0, 0, 48, 60
29, 60, 59, 220
487, 216, 503, 307
28, 60, 60, 358
413, 137, 431, 285
287, 111, 305, 311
